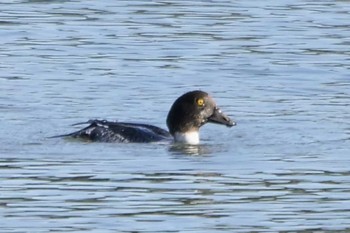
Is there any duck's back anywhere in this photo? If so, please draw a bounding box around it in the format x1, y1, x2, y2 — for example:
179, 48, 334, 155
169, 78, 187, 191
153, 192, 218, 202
62, 120, 172, 143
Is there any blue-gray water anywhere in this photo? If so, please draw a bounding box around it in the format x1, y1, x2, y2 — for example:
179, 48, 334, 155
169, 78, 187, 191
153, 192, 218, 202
1, 1, 350, 232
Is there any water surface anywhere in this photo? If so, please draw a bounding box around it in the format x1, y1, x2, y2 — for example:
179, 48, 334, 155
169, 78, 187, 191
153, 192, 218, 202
1, 0, 350, 232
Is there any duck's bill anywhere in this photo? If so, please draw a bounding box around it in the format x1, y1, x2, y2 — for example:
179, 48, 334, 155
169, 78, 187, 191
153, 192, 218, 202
208, 108, 236, 127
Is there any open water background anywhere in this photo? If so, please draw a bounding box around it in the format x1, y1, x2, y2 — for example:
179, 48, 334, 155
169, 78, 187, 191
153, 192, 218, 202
1, 0, 350, 232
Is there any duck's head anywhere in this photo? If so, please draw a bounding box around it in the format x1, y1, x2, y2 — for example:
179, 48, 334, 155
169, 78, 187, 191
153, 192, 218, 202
166, 90, 236, 144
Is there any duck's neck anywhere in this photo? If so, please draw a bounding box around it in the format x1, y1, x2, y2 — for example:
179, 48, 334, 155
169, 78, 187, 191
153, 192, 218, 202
173, 131, 200, 145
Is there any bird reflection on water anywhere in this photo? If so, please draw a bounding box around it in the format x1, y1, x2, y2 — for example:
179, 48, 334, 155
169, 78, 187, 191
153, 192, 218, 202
169, 144, 215, 156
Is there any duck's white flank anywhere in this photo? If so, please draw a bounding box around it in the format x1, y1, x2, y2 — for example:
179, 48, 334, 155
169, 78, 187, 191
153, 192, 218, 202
174, 131, 200, 145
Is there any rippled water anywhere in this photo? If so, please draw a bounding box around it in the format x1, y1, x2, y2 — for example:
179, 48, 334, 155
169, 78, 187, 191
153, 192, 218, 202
1, 0, 350, 232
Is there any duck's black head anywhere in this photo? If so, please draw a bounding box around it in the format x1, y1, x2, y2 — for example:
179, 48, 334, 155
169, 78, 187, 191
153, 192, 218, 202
166, 90, 235, 143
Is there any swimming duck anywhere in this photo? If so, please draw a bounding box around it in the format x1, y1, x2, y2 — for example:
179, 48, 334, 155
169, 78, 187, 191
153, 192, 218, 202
55, 90, 235, 144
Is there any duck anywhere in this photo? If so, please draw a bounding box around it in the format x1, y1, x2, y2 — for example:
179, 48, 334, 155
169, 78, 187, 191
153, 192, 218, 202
54, 90, 236, 144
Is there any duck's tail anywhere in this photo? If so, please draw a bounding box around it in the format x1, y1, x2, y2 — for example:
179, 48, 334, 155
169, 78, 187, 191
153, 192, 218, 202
47, 121, 93, 139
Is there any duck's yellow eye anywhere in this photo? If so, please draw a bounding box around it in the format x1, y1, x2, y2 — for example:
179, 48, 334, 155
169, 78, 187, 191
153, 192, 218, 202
196, 98, 205, 107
